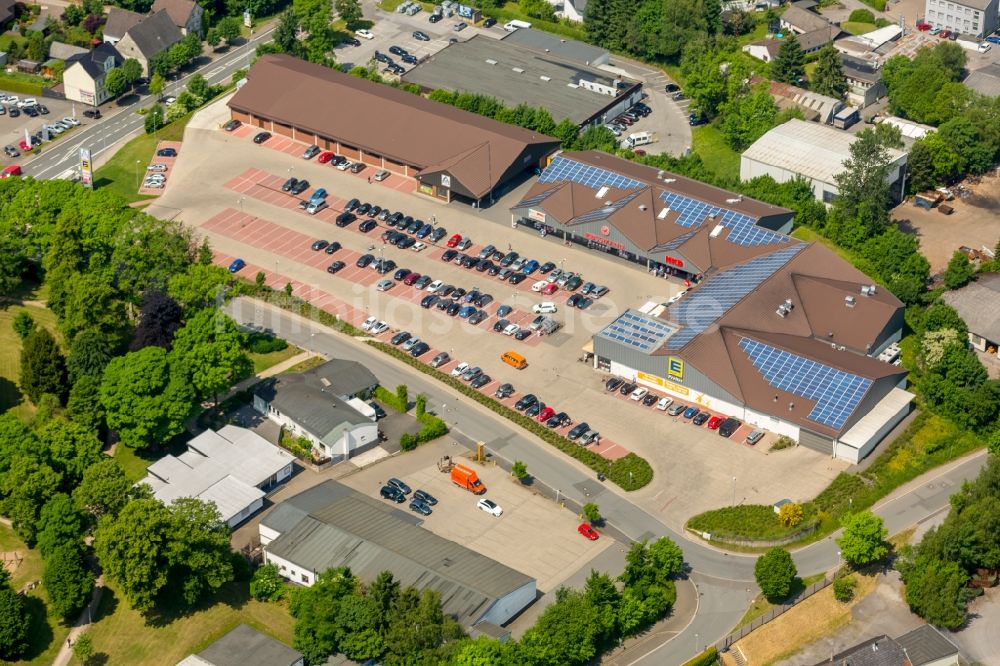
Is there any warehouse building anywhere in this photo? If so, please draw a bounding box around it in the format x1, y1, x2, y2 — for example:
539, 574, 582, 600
510, 151, 795, 281
228, 54, 561, 204
740, 119, 907, 204
261, 481, 537, 627
500, 27, 610, 67
401, 35, 643, 128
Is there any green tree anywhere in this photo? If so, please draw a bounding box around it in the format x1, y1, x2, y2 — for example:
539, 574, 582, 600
73, 459, 134, 520
37, 417, 102, 484
100, 346, 195, 449
519, 0, 557, 20
36, 493, 85, 558
104, 67, 128, 99
0, 584, 29, 661
719, 83, 779, 151
169, 309, 251, 403
848, 8, 875, 22
902, 556, 970, 628
943, 251, 974, 290
67, 329, 117, 383
150, 72, 166, 98
72, 633, 94, 663
906, 140, 936, 193
66, 374, 105, 433
647, 536, 685, 580
274, 9, 300, 54
583, 570, 620, 648
26, 31, 45, 61
167, 264, 229, 314
0, 456, 63, 545
144, 104, 165, 134
511, 460, 528, 480
60, 273, 127, 340
43, 544, 94, 619
121, 58, 143, 90
772, 35, 805, 85
395, 384, 409, 410
206, 27, 222, 48
291, 567, 358, 662
754, 547, 797, 600
217, 16, 242, 44
811, 42, 847, 100
521, 588, 600, 666
19, 327, 67, 404
831, 124, 903, 244
837, 511, 889, 567
12, 311, 35, 340
553, 117, 579, 149
187, 73, 211, 100
335, 0, 362, 25
583, 502, 602, 524
250, 563, 286, 601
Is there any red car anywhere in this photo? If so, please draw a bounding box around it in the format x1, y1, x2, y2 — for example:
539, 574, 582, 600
938, 30, 950, 38
0, 165, 23, 179
402, 272, 421, 286
317, 151, 335, 164
541, 282, 558, 296
536, 406, 555, 422
916, 21, 931, 30
446, 234, 463, 248
578, 523, 599, 540
18, 139, 32, 152
706, 415, 723, 430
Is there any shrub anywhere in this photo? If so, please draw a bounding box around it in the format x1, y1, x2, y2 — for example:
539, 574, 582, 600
754, 547, 797, 600
400, 433, 418, 451
688, 505, 816, 541
771, 436, 795, 451
778, 502, 804, 527
583, 502, 602, 524
246, 331, 288, 354
512, 460, 528, 479
848, 8, 875, 22
374, 385, 406, 412
250, 563, 285, 601
833, 574, 856, 602
682, 647, 719, 666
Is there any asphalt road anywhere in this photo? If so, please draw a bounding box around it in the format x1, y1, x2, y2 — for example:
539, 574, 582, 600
23, 26, 275, 182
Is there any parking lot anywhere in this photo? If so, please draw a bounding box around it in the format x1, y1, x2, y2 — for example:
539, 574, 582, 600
336, 438, 613, 592
0, 92, 90, 167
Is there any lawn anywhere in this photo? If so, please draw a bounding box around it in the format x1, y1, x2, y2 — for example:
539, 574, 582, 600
280, 355, 325, 374
736, 573, 826, 629
0, 303, 62, 421
76, 582, 295, 665
791, 226, 855, 263
92, 110, 194, 203
691, 125, 740, 182
249, 344, 303, 374
841, 21, 877, 35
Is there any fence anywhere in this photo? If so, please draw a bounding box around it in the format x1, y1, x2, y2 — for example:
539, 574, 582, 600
715, 577, 832, 652
692, 522, 819, 548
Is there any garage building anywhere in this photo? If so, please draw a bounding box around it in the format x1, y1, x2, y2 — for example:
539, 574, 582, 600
228, 54, 561, 204
401, 34, 642, 128
261, 480, 537, 627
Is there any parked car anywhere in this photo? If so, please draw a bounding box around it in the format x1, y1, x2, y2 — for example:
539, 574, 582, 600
414, 489, 438, 505
706, 415, 723, 430
356, 28, 374, 39
327, 261, 345, 274
682, 406, 699, 419
719, 418, 742, 438
409, 499, 432, 515
430, 352, 450, 368
380, 485, 405, 503
567, 422, 590, 440
746, 429, 765, 445
228, 258, 246, 273
302, 144, 320, 159
692, 411, 711, 426
642, 393, 658, 406
515, 394, 537, 411
494, 383, 515, 398
667, 402, 686, 416
451, 362, 470, 377
390, 331, 411, 345
223, 119, 241, 131
252, 131, 271, 143
477, 498, 503, 517
413, 30, 430, 41
156, 147, 177, 157
630, 387, 648, 401
578, 523, 599, 540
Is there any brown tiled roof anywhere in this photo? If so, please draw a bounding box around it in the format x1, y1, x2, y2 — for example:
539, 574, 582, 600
152, 0, 197, 28
229, 54, 561, 199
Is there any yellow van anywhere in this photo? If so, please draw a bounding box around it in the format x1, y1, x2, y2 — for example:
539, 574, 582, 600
501, 351, 527, 369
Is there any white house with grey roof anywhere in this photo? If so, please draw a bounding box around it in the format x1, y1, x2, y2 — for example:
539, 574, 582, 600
252, 358, 380, 462
176, 624, 303, 666
142, 425, 294, 527
925, 0, 998, 39
260, 480, 537, 627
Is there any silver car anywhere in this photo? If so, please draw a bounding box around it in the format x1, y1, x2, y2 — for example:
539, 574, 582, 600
429, 351, 450, 368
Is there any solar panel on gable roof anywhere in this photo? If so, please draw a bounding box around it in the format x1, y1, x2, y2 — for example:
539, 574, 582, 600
573, 190, 645, 224
516, 186, 560, 209
539, 155, 643, 191
738, 337, 873, 430
597, 310, 675, 353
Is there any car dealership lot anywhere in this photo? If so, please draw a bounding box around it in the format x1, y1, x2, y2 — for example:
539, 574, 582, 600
155, 106, 849, 525
0, 92, 89, 167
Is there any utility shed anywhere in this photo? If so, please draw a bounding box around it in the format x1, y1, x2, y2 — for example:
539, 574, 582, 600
176, 624, 303, 666
942, 273, 1000, 352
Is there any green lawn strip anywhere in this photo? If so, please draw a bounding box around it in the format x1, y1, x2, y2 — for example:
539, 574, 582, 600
279, 355, 326, 374
0, 303, 62, 419
366, 340, 653, 490
687, 505, 818, 542
840, 21, 877, 35
688, 412, 983, 551
248, 344, 302, 374
735, 572, 826, 629
691, 125, 740, 182
486, 3, 588, 41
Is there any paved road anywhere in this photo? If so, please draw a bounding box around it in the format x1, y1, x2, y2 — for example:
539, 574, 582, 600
23, 27, 274, 181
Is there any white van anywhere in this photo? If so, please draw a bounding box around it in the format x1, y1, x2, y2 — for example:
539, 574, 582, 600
533, 302, 557, 314
504, 19, 532, 31
621, 131, 655, 149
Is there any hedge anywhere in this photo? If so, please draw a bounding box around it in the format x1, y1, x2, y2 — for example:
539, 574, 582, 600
0, 76, 45, 95
374, 385, 407, 413
366, 340, 653, 491
682, 647, 719, 666
231, 281, 366, 337
687, 505, 819, 541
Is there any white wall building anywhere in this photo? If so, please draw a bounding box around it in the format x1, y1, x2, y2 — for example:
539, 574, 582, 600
925, 0, 998, 39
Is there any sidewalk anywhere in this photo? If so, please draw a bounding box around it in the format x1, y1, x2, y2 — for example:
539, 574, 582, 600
51, 576, 104, 666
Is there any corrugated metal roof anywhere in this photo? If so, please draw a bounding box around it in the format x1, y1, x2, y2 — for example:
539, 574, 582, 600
942, 273, 1000, 341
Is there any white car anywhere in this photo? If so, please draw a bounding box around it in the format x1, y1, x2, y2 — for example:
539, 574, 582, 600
503, 323, 520, 336
411, 242, 427, 252
362, 316, 378, 331
371, 321, 389, 334
376, 279, 395, 291
142, 181, 165, 189
337, 160, 352, 171
531, 280, 548, 292
532, 302, 557, 314
546, 269, 562, 283
164, 96, 177, 105
426, 280, 444, 293
451, 362, 470, 378
667, 289, 688, 305
147, 163, 168, 172
356, 28, 374, 39
18, 98, 37, 108
5, 96, 18, 105
477, 498, 503, 517
62, 116, 80, 126
630, 387, 648, 401
656, 396, 673, 411
45, 124, 65, 134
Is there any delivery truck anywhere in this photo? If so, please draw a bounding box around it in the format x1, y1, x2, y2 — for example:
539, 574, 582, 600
451, 463, 487, 494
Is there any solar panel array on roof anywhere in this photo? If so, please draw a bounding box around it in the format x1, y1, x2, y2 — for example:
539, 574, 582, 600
597, 310, 675, 353
666, 244, 804, 350
656, 230, 697, 252
539, 155, 643, 191
573, 190, 644, 223
658, 192, 787, 247
738, 337, 873, 429
516, 185, 561, 209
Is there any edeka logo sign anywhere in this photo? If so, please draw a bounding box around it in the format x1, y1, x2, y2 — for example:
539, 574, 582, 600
668, 357, 684, 379
637, 371, 689, 396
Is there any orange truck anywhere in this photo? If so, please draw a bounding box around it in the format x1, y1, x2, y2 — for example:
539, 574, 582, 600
450, 463, 486, 494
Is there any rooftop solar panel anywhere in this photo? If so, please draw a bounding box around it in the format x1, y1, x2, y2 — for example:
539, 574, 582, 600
597, 310, 676, 353
573, 190, 645, 224
515, 186, 561, 209
539, 155, 643, 192
666, 244, 804, 350
656, 230, 697, 252
738, 337, 873, 430
658, 192, 787, 247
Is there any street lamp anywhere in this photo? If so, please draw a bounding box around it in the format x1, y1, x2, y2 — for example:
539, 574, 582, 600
135, 159, 141, 189
732, 476, 737, 507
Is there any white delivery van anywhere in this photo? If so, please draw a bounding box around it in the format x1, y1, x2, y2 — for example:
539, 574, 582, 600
620, 131, 655, 149
347, 397, 378, 422
504, 19, 532, 31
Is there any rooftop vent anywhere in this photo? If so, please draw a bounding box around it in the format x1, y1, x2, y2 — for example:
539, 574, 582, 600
776, 305, 788, 318
831, 342, 837, 349
784, 298, 793, 310
710, 224, 725, 238
788, 402, 794, 411
595, 186, 609, 199
726, 196, 743, 203
539, 75, 551, 81
657, 170, 665, 179
860, 284, 877, 296
639, 204, 647, 211
663, 178, 676, 184
512, 67, 524, 73
485, 58, 497, 65
544, 48, 550, 52
319, 378, 331, 387
845, 295, 856, 308
657, 208, 669, 220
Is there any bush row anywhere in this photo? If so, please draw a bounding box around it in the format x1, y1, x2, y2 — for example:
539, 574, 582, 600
682, 647, 719, 666
231, 281, 366, 337
373, 385, 407, 413
366, 340, 653, 491
686, 505, 819, 541
0, 76, 45, 95
481, 5, 587, 41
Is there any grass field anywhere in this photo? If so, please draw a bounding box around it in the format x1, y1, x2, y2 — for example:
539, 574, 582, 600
0, 303, 62, 421
691, 125, 740, 182
736, 573, 825, 628
77, 582, 295, 665
841, 21, 877, 35
249, 345, 303, 374
93, 111, 193, 203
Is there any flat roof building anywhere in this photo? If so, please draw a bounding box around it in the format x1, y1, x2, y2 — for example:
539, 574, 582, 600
228, 54, 561, 204
499, 27, 610, 67
925, 0, 998, 39
176, 625, 303, 666
741, 119, 907, 204
401, 34, 642, 127
261, 480, 537, 627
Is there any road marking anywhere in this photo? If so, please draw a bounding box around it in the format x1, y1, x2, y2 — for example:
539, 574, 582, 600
207, 66, 225, 77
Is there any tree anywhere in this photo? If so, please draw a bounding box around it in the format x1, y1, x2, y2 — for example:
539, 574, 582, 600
168, 264, 230, 314
583, 502, 602, 524
291, 567, 358, 662
833, 574, 857, 602
772, 35, 805, 85
169, 309, 251, 403
43, 544, 95, 619
0, 585, 29, 661
943, 251, 975, 290
72, 633, 94, 663
104, 68, 128, 99
754, 547, 797, 600
187, 73, 211, 100
902, 556, 970, 628
395, 384, 409, 410
166, 498, 236, 606
519, 0, 556, 20
831, 125, 902, 244
121, 58, 142, 90
554, 117, 579, 149
520, 588, 600, 666
150, 72, 166, 98
67, 374, 105, 433
130, 290, 184, 351
144, 104, 165, 134
335, 0, 362, 26
906, 140, 936, 193
250, 563, 286, 601
847, 8, 875, 22
811, 42, 847, 100
511, 460, 528, 480
217, 16, 242, 44
38, 418, 102, 484
12, 311, 35, 340
100, 346, 195, 448
719, 83, 779, 151
206, 27, 222, 48
36, 493, 85, 558
74, 459, 135, 520
68, 329, 117, 383
0, 456, 63, 545
26, 31, 45, 62
837, 511, 889, 567
20, 327, 67, 404
274, 9, 300, 54
60, 273, 126, 341
778, 502, 804, 527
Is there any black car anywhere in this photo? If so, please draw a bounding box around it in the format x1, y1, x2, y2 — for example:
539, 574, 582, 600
515, 393, 537, 410
83, 109, 102, 119
376, 259, 397, 275
470, 374, 491, 389
539, 261, 556, 274
475, 259, 492, 273
380, 485, 405, 503
460, 255, 477, 268
290, 179, 310, 195
499, 252, 518, 267
451, 287, 467, 301
402, 53, 418, 65
438, 285, 455, 298
357, 202, 372, 216
359, 219, 377, 233
514, 328, 531, 340
642, 393, 658, 406
156, 147, 177, 157
311, 239, 329, 251
606, 377, 624, 392
357, 254, 375, 268
568, 422, 590, 440
374, 50, 392, 64
394, 268, 412, 281
575, 297, 593, 310
475, 293, 493, 307
324, 241, 342, 254
387, 211, 403, 226
253, 131, 271, 143
327, 261, 345, 274
525, 401, 544, 417
390, 331, 412, 346
719, 417, 742, 438
397, 236, 416, 250
431, 227, 448, 242
483, 16, 497, 27
413, 30, 430, 40
689, 113, 707, 126
281, 177, 298, 192
343, 36, 361, 46
345, 198, 360, 212
420, 294, 439, 309
567, 294, 581, 308
494, 319, 510, 333
406, 218, 424, 234
692, 411, 711, 426
468, 310, 487, 325
508, 273, 527, 285
389, 45, 408, 56
545, 414, 563, 429
367, 205, 382, 218
665, 82, 680, 93
223, 119, 241, 131
620, 382, 637, 395
409, 499, 433, 515
414, 489, 438, 505
410, 342, 430, 357
436, 298, 451, 311
495, 383, 514, 398
442, 249, 458, 262
429, 12, 442, 22
446, 302, 461, 316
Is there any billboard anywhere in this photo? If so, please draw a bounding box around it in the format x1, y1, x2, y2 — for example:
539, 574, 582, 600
79, 147, 93, 189
458, 4, 474, 17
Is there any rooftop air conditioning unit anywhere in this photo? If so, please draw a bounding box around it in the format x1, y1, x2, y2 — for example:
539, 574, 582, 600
710, 224, 725, 238
776, 306, 788, 318
485, 59, 498, 65
726, 197, 743, 204
657, 170, 665, 179
838, 345, 846, 351
845, 295, 856, 308
831, 342, 837, 349
639, 204, 647, 211
868, 284, 877, 294
861, 285, 872, 296
784, 298, 793, 310
512, 67, 525, 73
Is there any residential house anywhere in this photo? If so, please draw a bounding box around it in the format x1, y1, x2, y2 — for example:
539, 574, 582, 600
925, 0, 998, 39
141, 425, 295, 528
841, 53, 887, 108
103, 7, 144, 45
942, 272, 1000, 352
252, 358, 381, 462
176, 625, 304, 666
743, 40, 781, 62
813, 625, 960, 666
744, 26, 840, 63
115, 9, 184, 77
62, 43, 123, 106
48, 41, 89, 61
964, 62, 1000, 97
152, 0, 204, 36
780, 4, 833, 34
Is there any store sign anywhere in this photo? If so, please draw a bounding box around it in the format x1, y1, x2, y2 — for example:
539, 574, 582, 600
584, 232, 624, 251
668, 357, 684, 379
418, 183, 434, 195
600, 225, 610, 236
79, 147, 93, 189
637, 371, 689, 396
527, 209, 547, 223
440, 174, 451, 188
665, 255, 684, 268
458, 4, 474, 17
